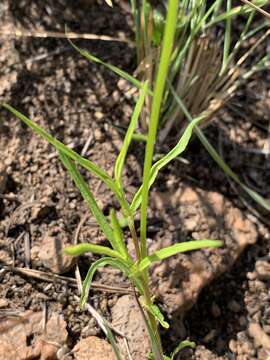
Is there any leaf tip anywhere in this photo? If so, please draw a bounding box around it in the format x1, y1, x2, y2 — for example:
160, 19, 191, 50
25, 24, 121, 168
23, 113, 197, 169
62, 246, 75, 256
214, 240, 223, 248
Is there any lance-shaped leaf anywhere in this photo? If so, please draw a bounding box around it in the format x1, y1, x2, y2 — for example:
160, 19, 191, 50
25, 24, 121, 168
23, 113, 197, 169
80, 257, 137, 308
170, 340, 196, 360
131, 115, 203, 212
64, 243, 121, 259
132, 240, 222, 274
66, 33, 153, 95
206, 0, 268, 28
169, 85, 270, 212
142, 302, 169, 329
114, 81, 148, 187
59, 151, 116, 246
3, 104, 118, 194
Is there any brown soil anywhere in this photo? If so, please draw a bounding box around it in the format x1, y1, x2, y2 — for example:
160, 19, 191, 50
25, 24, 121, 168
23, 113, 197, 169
0, 1, 270, 359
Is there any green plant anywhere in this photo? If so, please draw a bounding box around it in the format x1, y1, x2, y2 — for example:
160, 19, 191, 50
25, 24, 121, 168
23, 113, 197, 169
70, 1, 270, 214
2, 1, 222, 358
132, 0, 270, 140
130, 0, 270, 214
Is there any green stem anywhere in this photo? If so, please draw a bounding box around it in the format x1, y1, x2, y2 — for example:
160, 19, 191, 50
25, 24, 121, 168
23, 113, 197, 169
221, 0, 232, 73
142, 276, 163, 354
138, 2, 179, 356
132, 282, 163, 360
140, 0, 179, 258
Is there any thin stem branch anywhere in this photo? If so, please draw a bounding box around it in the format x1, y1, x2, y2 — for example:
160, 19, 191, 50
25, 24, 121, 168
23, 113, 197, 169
132, 284, 163, 360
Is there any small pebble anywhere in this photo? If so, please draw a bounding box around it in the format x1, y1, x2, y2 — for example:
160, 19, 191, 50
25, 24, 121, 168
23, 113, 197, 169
211, 302, 221, 318
255, 260, 270, 281
229, 339, 237, 353
239, 316, 247, 327
228, 300, 242, 313
0, 299, 8, 308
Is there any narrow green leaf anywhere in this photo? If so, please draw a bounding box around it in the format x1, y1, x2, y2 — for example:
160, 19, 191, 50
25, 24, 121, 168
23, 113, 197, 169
80, 257, 133, 308
110, 209, 130, 260
221, 0, 232, 73
144, 303, 169, 329
170, 340, 196, 360
139, 0, 179, 260
103, 327, 122, 360
134, 240, 222, 273
59, 151, 116, 245
66, 32, 153, 96
114, 81, 148, 186
129, 0, 142, 64
195, 128, 270, 212
206, 0, 268, 27
64, 243, 121, 259
169, 86, 270, 212
131, 115, 203, 212
2, 104, 117, 194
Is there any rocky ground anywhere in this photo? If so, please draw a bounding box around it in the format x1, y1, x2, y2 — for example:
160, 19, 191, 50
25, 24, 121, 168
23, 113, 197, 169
0, 1, 270, 359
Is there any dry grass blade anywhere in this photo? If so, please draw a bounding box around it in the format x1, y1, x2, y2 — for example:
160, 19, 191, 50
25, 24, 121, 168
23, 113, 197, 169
74, 295, 126, 338
2, 265, 133, 294
0, 28, 132, 44
236, 28, 270, 66
240, 0, 270, 20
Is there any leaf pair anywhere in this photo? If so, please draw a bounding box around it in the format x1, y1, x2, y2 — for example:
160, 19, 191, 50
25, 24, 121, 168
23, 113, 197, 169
77, 257, 135, 308
65, 237, 221, 309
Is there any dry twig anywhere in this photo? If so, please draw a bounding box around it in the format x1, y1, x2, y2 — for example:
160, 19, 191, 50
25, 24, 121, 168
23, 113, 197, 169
0, 28, 133, 44
1, 265, 133, 294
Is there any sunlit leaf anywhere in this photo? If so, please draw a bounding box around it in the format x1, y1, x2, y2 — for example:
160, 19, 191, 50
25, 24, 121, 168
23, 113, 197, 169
66, 31, 153, 96
170, 339, 196, 360
169, 86, 270, 212
133, 240, 222, 273
115, 81, 148, 186
131, 115, 203, 212
3, 104, 118, 194
80, 257, 133, 308
144, 303, 169, 329
59, 151, 116, 246
63, 243, 121, 259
